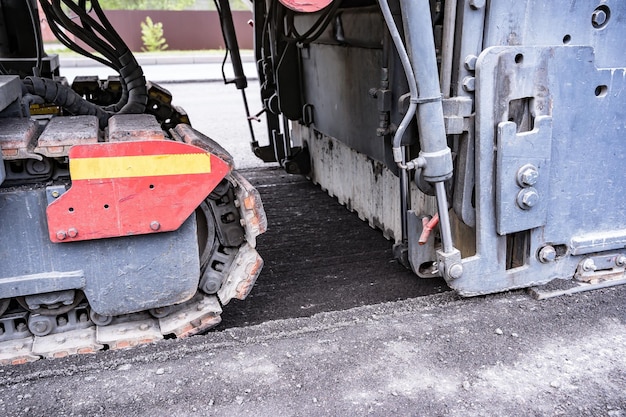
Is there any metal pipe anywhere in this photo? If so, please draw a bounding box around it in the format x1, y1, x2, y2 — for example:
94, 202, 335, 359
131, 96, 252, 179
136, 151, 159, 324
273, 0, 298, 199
400, 147, 409, 241
399, 0, 453, 183
377, 0, 418, 169
240, 90, 257, 144
440, 0, 458, 98
435, 182, 454, 254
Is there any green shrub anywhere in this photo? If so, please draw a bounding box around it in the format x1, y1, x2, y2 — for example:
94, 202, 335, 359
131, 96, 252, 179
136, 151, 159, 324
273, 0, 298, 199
140, 16, 168, 52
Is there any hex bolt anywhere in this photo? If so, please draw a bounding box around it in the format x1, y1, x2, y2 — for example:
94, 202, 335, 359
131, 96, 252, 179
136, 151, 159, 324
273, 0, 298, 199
538, 246, 556, 263
448, 263, 463, 280
67, 228, 78, 238
56, 231, 67, 240
469, 0, 486, 10
516, 188, 539, 210
517, 164, 539, 187
582, 258, 597, 272
51, 191, 60, 198
150, 221, 161, 231
592, 9, 607, 28
464, 55, 478, 71
462, 76, 476, 92
616, 255, 626, 267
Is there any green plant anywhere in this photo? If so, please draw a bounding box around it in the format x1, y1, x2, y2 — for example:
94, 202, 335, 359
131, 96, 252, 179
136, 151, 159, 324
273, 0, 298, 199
140, 16, 168, 52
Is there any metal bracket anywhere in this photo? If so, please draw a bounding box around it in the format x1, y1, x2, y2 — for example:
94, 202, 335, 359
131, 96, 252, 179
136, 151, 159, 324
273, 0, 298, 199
496, 115, 552, 235
575, 253, 626, 283
442, 97, 473, 135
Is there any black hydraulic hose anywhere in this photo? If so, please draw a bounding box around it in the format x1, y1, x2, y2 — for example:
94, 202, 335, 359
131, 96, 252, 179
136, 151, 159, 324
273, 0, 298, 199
50, 1, 121, 67
22, 76, 110, 129
214, 0, 256, 144
39, 0, 148, 114
215, 0, 248, 90
115, 50, 148, 114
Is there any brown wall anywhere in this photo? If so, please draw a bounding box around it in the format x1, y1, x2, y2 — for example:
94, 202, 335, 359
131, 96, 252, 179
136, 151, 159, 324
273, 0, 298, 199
42, 10, 254, 52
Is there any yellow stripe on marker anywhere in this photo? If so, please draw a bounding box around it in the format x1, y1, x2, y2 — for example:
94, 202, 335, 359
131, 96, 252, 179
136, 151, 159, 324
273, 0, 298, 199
70, 153, 212, 180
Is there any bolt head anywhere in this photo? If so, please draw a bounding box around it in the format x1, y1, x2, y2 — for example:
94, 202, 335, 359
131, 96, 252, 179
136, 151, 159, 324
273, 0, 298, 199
592, 9, 607, 27
67, 228, 78, 238
56, 231, 67, 240
616, 255, 626, 267
150, 221, 161, 231
517, 188, 539, 210
51, 191, 60, 198
464, 55, 478, 71
538, 246, 556, 263
448, 263, 463, 280
582, 258, 597, 272
517, 165, 539, 187
462, 76, 476, 92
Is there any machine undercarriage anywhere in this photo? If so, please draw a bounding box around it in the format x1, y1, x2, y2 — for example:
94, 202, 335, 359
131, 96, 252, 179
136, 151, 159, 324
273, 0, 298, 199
0, 0, 266, 364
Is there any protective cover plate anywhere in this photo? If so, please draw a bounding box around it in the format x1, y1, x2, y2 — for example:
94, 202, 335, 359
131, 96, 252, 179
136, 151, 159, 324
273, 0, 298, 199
47, 140, 230, 242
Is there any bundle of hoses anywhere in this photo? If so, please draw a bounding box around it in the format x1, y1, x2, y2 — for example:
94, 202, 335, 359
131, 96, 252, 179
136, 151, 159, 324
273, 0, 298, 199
26, 0, 148, 125
22, 76, 110, 128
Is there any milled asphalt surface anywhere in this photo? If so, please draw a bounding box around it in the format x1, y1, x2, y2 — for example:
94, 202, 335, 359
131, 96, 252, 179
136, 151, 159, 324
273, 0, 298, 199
1, 288, 624, 416
2, 53, 623, 416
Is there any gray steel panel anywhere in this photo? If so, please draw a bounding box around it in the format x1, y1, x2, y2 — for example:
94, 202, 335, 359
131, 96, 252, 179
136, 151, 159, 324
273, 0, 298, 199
451, 44, 626, 295
298, 8, 415, 170
485, 0, 625, 68
0, 270, 85, 298
0, 188, 200, 316
302, 43, 389, 164
0, 76, 22, 113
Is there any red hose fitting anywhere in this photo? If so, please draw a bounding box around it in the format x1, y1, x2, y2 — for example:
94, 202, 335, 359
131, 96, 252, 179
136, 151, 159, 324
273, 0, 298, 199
418, 213, 439, 245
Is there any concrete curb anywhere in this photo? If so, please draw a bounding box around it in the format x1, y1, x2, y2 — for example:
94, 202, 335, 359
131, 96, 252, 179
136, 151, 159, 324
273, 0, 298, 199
58, 53, 259, 83
58, 53, 255, 68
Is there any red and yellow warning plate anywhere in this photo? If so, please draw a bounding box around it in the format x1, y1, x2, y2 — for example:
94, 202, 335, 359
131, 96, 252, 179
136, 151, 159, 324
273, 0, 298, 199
47, 140, 230, 243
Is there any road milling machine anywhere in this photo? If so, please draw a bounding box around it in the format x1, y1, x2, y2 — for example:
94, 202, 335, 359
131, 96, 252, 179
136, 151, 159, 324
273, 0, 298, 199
238, 0, 626, 296
0, 0, 266, 364
0, 0, 625, 364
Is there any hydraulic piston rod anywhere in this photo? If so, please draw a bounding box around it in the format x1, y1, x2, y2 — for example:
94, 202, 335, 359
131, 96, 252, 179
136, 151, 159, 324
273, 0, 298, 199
398, 0, 460, 278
